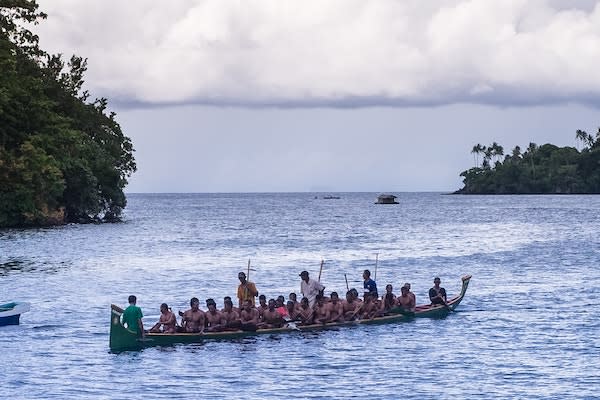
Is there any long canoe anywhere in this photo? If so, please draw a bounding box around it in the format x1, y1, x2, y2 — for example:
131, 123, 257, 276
110, 274, 472, 351
0, 302, 31, 326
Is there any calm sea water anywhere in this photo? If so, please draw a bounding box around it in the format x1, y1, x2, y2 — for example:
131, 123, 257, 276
1, 192, 599, 399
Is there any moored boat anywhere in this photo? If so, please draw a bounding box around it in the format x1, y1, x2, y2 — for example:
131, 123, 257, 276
0, 302, 31, 326
375, 194, 399, 204
110, 275, 472, 351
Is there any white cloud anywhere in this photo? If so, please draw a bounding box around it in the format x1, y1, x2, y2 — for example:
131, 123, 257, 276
34, 0, 600, 107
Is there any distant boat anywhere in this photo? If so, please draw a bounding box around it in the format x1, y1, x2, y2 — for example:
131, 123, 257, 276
322, 196, 341, 200
0, 302, 30, 326
375, 194, 399, 204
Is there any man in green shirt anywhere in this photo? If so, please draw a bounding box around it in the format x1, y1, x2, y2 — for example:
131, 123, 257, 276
122, 295, 144, 338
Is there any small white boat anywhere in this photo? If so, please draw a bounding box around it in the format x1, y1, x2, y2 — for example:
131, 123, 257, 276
0, 302, 31, 326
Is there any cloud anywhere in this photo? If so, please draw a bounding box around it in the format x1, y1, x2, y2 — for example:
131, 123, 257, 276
34, 0, 600, 108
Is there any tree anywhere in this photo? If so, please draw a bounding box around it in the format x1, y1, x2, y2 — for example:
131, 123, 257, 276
0, 0, 136, 227
575, 129, 588, 151
457, 136, 600, 194
471, 143, 484, 167
511, 145, 521, 158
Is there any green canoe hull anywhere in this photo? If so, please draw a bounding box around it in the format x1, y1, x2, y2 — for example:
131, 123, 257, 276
110, 275, 471, 351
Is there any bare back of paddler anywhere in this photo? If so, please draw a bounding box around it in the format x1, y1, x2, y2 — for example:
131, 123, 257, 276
150, 303, 177, 333
181, 297, 205, 333
313, 294, 330, 324
397, 286, 416, 311
328, 292, 344, 322
205, 299, 224, 332
298, 297, 314, 325
343, 290, 361, 320
256, 295, 268, 321
260, 299, 284, 329
360, 293, 378, 319
240, 300, 260, 331
221, 299, 241, 330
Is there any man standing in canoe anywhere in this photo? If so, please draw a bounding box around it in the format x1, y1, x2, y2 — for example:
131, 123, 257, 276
429, 277, 448, 306
299, 270, 325, 307
363, 269, 378, 300
237, 272, 259, 308
122, 295, 144, 338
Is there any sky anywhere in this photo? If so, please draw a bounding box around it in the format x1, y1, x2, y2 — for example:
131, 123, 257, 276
32, 0, 600, 192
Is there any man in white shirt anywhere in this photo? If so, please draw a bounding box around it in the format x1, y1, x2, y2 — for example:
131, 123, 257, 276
299, 270, 325, 307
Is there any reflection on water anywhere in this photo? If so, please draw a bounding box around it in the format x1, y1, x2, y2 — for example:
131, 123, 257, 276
0, 259, 70, 276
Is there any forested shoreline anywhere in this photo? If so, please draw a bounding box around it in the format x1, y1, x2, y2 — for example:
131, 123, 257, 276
0, 1, 136, 228
456, 129, 600, 194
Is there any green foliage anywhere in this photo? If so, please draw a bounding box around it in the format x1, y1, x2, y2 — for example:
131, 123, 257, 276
0, 0, 136, 227
457, 135, 600, 194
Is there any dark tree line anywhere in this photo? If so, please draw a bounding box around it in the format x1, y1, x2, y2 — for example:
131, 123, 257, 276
0, 0, 136, 227
456, 129, 600, 194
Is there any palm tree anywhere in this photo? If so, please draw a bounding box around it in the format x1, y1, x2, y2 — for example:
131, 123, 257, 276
491, 142, 504, 164
593, 127, 600, 149
512, 145, 521, 158
527, 142, 537, 178
483, 147, 493, 168
471, 143, 484, 167
576, 129, 588, 151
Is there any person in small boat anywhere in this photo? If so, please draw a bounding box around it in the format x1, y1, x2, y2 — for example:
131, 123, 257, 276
222, 296, 240, 313
221, 299, 241, 330
237, 272, 259, 308
363, 269, 378, 301
299, 270, 325, 308
180, 297, 205, 333
360, 292, 379, 319
286, 300, 299, 320
397, 285, 416, 312
122, 295, 144, 338
328, 292, 344, 322
403, 282, 416, 305
240, 300, 260, 330
342, 290, 361, 320
256, 294, 268, 320
205, 298, 224, 332
275, 296, 288, 317
149, 303, 177, 333
350, 288, 362, 304
288, 292, 300, 312
429, 277, 448, 306
313, 294, 331, 324
260, 299, 284, 329
297, 297, 314, 325
382, 284, 396, 313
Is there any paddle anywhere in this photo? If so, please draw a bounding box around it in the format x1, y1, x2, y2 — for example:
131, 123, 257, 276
317, 259, 324, 282
373, 253, 379, 281
347, 302, 364, 321
344, 273, 349, 291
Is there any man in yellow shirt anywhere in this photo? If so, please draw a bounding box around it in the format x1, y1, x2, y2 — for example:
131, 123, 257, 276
237, 272, 259, 307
